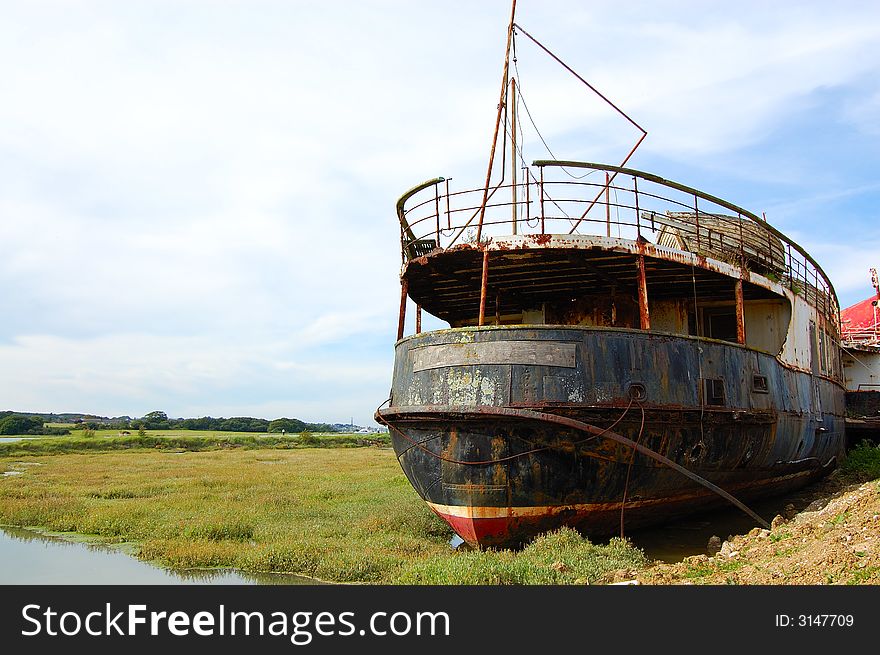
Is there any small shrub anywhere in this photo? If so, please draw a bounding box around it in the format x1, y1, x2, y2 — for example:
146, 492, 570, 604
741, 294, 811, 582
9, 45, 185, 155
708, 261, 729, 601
840, 441, 880, 482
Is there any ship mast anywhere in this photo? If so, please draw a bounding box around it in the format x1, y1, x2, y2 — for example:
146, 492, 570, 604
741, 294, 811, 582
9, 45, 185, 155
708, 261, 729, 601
475, 0, 517, 243
510, 76, 518, 235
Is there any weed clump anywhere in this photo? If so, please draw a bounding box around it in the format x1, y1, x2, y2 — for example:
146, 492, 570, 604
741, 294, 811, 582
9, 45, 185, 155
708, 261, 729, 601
397, 527, 646, 584
840, 441, 880, 482
186, 521, 255, 542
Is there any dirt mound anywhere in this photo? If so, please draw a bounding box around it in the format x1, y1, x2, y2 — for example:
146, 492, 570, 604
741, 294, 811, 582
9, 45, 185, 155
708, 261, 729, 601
621, 475, 880, 585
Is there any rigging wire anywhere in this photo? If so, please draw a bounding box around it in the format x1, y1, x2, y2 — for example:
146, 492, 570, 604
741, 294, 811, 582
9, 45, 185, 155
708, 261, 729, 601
512, 54, 595, 180
837, 341, 880, 376
619, 400, 646, 538
612, 185, 622, 238
502, 101, 573, 222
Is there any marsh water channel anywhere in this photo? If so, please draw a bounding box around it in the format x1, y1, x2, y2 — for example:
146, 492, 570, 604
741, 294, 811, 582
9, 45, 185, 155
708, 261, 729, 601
0, 527, 317, 585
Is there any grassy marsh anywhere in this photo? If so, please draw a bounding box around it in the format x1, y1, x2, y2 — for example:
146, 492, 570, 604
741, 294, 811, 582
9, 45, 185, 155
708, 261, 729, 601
0, 446, 646, 584
0, 430, 387, 457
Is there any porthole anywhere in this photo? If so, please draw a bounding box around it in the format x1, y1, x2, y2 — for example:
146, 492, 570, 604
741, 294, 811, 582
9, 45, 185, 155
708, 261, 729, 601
627, 383, 647, 401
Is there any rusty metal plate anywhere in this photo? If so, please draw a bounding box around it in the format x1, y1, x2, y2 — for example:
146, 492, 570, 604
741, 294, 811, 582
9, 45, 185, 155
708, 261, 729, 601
411, 341, 577, 372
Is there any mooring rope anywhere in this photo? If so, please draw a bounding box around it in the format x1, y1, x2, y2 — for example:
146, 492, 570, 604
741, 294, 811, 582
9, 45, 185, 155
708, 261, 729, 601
619, 401, 646, 538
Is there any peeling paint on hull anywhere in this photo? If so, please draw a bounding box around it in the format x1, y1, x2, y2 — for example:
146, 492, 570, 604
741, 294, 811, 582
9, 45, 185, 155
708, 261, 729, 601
427, 463, 824, 547
378, 326, 846, 548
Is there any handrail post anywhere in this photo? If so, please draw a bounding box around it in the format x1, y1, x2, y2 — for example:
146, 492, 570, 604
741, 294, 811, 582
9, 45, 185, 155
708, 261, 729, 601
526, 159, 839, 308
478, 249, 490, 326
397, 278, 409, 341
445, 178, 451, 230
735, 278, 746, 345
605, 172, 611, 237
634, 176, 641, 240
637, 253, 650, 330
400, 227, 406, 267
525, 167, 531, 226
694, 194, 701, 251
396, 176, 446, 258
435, 183, 441, 245
786, 243, 792, 283
539, 165, 545, 234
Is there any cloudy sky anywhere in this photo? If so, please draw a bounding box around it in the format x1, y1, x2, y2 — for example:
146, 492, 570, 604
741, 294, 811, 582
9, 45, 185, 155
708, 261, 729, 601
2, 0, 879, 425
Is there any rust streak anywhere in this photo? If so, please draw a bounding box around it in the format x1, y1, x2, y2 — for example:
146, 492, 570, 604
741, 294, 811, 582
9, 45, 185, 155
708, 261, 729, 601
735, 278, 746, 345
397, 277, 409, 341
637, 253, 651, 330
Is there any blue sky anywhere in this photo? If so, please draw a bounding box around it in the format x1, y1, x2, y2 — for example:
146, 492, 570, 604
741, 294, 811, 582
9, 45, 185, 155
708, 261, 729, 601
1, 0, 879, 425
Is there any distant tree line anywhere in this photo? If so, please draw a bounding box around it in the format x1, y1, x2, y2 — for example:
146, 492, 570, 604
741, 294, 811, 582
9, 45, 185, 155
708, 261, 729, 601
0, 412, 70, 436
127, 411, 336, 433
1, 409, 339, 435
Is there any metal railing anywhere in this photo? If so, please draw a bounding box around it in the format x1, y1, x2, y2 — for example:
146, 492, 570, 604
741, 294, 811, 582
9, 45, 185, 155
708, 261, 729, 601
397, 161, 839, 321
841, 327, 880, 344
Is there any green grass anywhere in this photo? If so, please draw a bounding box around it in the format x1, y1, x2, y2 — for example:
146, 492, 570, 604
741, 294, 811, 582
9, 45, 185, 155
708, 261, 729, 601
840, 441, 880, 482
0, 448, 646, 584
846, 566, 880, 585
682, 558, 746, 580
829, 511, 849, 526
396, 529, 646, 584
0, 430, 389, 457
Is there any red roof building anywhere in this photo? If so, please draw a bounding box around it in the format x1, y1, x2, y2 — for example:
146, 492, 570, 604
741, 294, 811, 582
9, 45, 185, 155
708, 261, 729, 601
841, 268, 880, 345
841, 296, 879, 342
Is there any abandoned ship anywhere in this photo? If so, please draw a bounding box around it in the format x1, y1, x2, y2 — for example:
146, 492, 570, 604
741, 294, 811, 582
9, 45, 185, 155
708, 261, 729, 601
375, 2, 846, 548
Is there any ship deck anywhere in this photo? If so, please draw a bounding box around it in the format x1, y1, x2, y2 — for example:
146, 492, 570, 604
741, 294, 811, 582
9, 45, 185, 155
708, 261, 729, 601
404, 234, 783, 326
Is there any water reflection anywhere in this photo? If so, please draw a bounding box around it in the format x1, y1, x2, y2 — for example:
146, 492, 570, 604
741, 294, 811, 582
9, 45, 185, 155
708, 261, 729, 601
0, 526, 321, 585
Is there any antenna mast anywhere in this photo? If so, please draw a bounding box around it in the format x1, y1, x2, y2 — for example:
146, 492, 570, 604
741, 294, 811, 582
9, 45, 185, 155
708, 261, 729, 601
871, 267, 879, 341
475, 0, 517, 243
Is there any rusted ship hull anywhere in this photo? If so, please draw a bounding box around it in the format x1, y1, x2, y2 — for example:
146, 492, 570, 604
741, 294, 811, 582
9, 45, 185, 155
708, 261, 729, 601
377, 326, 846, 547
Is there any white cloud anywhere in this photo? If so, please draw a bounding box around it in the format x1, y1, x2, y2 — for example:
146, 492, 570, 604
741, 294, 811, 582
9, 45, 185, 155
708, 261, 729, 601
1, 1, 879, 423
843, 90, 880, 136
506, 2, 880, 163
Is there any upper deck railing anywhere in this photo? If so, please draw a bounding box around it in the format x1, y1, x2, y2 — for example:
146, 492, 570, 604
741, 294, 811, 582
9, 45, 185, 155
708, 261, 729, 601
841, 326, 880, 346
397, 161, 839, 322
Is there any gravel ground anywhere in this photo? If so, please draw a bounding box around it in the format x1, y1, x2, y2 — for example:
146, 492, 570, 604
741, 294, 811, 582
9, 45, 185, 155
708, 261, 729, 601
606, 473, 880, 585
